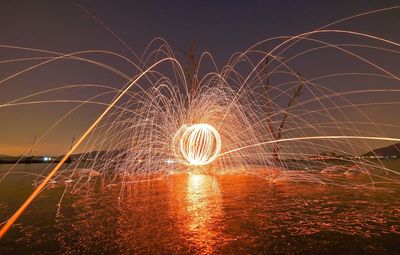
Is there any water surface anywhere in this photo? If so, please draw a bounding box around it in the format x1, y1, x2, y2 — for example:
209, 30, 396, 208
1, 163, 400, 254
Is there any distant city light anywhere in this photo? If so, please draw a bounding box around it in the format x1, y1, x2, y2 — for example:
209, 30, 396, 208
43, 156, 51, 162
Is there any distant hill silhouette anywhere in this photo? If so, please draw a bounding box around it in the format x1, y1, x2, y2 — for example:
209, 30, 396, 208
362, 143, 400, 157
0, 149, 129, 164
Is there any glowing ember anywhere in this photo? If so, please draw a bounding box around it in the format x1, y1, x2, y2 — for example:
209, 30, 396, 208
173, 124, 221, 166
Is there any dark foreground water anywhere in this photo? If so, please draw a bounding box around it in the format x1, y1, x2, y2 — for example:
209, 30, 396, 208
1, 163, 400, 255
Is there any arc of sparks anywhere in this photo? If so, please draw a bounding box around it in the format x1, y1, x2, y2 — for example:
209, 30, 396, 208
219, 136, 400, 157
0, 57, 183, 238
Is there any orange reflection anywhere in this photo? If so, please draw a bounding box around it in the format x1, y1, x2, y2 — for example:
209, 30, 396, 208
169, 173, 226, 254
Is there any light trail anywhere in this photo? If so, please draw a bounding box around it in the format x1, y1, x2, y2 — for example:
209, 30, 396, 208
220, 136, 400, 157
173, 123, 221, 166
1, 6, 400, 239
0, 57, 184, 238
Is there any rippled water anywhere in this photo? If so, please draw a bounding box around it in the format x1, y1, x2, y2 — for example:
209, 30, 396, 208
1, 163, 400, 254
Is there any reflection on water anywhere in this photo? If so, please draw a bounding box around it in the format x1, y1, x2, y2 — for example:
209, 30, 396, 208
170, 174, 226, 254
1, 164, 400, 254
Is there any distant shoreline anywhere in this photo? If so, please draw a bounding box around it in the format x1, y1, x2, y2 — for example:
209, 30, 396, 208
0, 156, 71, 164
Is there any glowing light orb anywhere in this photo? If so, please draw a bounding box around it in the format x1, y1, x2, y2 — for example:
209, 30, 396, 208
173, 123, 221, 166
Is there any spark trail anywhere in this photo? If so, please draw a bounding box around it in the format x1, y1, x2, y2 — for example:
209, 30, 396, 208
1, 7, 400, 238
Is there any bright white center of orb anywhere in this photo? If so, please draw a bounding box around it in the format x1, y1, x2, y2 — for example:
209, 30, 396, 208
173, 123, 221, 166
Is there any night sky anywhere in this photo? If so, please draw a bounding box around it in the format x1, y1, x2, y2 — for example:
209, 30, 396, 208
0, 0, 399, 156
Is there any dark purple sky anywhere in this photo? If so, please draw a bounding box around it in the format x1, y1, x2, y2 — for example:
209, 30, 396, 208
0, 0, 399, 155
1, 1, 399, 61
